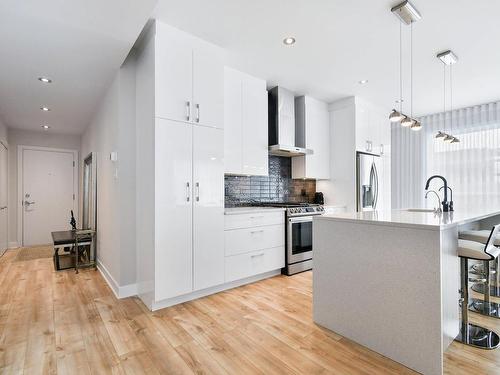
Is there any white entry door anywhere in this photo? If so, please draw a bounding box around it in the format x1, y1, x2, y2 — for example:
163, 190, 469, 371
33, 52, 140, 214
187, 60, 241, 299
22, 148, 76, 246
0, 142, 8, 255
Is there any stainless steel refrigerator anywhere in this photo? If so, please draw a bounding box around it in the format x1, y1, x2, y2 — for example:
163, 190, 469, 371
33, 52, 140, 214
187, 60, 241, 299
356, 152, 380, 212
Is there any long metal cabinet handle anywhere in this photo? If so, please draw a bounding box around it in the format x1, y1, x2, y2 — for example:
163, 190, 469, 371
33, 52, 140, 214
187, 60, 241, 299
195, 182, 200, 201
186, 182, 190, 202
186, 101, 191, 121
372, 163, 379, 209
196, 104, 200, 123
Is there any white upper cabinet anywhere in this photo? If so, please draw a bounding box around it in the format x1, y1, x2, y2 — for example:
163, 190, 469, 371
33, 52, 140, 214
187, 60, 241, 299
292, 96, 330, 179
223, 67, 242, 173
155, 26, 193, 123
241, 72, 268, 176
192, 47, 224, 128
223, 67, 268, 176
355, 98, 389, 155
154, 22, 223, 129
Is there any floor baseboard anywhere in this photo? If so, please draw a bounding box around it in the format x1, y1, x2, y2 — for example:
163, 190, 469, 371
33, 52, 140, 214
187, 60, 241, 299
97, 259, 138, 299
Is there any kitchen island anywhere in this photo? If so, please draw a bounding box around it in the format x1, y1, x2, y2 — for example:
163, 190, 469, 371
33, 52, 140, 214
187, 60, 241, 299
313, 208, 500, 375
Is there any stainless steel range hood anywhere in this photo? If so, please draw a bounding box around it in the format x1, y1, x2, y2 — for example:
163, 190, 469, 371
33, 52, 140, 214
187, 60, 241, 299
268, 86, 313, 157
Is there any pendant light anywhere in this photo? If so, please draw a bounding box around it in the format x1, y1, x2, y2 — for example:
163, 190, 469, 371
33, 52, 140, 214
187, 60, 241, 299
389, 1, 422, 131
435, 131, 446, 139
435, 50, 459, 142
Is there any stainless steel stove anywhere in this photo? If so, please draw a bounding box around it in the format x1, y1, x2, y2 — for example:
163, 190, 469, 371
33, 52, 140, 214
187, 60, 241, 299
253, 202, 324, 275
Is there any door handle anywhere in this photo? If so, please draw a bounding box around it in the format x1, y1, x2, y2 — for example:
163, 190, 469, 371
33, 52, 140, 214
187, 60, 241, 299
251, 252, 265, 258
195, 104, 200, 123
24, 201, 35, 206
186, 101, 191, 121
186, 182, 190, 202
195, 182, 200, 202
0, 206, 6, 210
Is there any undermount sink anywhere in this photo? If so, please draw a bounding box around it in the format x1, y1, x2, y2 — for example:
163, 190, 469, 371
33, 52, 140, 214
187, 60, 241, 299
405, 208, 436, 213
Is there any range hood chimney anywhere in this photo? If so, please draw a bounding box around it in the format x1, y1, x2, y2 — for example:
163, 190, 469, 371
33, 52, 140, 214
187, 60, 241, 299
268, 86, 313, 157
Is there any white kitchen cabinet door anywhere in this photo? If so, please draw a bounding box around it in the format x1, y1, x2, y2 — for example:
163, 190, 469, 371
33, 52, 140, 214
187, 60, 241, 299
224, 67, 242, 174
292, 96, 329, 179
155, 27, 193, 123
193, 48, 224, 129
154, 118, 193, 301
355, 103, 372, 153
193, 125, 225, 290
241, 73, 268, 176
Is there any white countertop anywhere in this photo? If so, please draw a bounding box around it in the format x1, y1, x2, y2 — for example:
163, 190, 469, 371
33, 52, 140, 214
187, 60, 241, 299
316, 206, 500, 230
224, 207, 286, 215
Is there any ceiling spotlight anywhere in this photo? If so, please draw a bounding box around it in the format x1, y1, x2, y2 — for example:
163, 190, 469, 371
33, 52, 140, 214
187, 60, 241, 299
38, 77, 52, 83
389, 109, 404, 122
41, 125, 50, 129
450, 137, 460, 144
358, 79, 368, 84
283, 37, 296, 46
40, 106, 50, 112
410, 120, 422, 131
444, 134, 454, 143
395, 99, 404, 104
401, 116, 413, 127
435, 131, 446, 139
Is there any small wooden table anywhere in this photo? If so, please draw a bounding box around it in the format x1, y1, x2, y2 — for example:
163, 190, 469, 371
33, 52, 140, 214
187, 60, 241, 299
52, 230, 95, 271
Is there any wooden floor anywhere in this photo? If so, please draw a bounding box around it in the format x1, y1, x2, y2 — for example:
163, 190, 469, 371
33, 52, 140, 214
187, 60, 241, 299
0, 250, 499, 374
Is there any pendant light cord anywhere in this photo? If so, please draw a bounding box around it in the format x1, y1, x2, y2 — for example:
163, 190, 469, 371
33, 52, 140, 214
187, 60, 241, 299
450, 64, 453, 134
399, 22, 403, 112
443, 63, 446, 132
410, 21, 413, 119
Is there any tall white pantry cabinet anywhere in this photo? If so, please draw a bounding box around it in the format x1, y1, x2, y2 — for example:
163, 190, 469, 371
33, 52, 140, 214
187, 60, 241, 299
135, 21, 224, 310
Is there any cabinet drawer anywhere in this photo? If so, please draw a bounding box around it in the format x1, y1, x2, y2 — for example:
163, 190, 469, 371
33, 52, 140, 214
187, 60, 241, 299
225, 224, 284, 256
225, 246, 285, 282
224, 211, 284, 230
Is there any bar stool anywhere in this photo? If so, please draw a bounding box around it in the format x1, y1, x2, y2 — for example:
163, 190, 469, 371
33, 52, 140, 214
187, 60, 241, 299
459, 229, 500, 312
456, 225, 500, 349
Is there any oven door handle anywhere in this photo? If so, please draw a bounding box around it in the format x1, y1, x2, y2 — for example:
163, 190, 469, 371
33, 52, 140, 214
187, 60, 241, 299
288, 217, 314, 224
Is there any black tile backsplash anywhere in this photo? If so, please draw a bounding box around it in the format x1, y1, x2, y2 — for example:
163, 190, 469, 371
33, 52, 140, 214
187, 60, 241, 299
225, 156, 316, 207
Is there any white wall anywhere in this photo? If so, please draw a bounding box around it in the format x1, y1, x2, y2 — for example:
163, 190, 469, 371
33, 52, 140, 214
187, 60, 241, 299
7, 128, 81, 247
81, 52, 137, 290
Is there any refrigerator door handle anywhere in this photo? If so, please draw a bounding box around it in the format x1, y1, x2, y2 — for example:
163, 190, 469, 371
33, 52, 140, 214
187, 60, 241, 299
372, 162, 379, 209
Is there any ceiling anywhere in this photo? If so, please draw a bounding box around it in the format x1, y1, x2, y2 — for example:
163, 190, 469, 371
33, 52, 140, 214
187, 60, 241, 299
1, 1, 499, 135
0, 0, 157, 134
153, 0, 500, 117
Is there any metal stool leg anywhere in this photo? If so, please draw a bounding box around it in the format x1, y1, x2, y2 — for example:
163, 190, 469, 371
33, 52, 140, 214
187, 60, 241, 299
456, 258, 500, 349
469, 259, 500, 318
472, 257, 500, 297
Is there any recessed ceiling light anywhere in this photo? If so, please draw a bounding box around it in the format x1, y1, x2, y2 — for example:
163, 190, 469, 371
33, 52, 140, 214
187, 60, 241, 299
40, 106, 51, 112
41, 125, 50, 129
38, 77, 52, 83
358, 79, 368, 84
283, 37, 296, 46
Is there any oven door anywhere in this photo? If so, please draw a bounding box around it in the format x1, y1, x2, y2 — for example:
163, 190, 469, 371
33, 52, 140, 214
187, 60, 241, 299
287, 216, 313, 264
